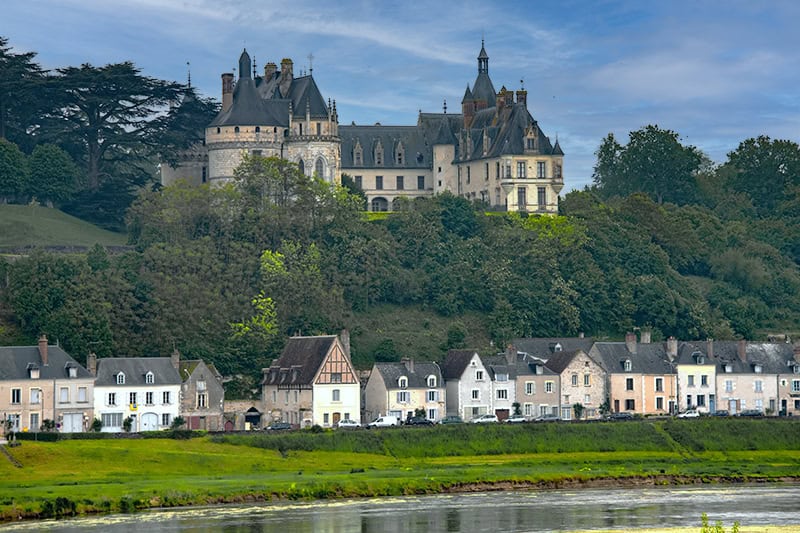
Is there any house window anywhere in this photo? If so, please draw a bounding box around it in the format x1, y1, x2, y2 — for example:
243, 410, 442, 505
701, 375, 708, 387
78, 387, 87, 403
537, 161, 546, 178
471, 389, 480, 400
129, 392, 137, 406
108, 392, 117, 406
571, 374, 578, 387
116, 373, 125, 385
399, 377, 408, 389
30, 413, 39, 432
688, 375, 695, 387
427, 390, 438, 402
626, 378, 634, 391
417, 176, 425, 190
497, 389, 508, 400
355, 176, 362, 189
252, 150, 262, 156
524, 403, 534, 416
145, 372, 154, 384
162, 413, 171, 427
162, 391, 171, 404
625, 399, 635, 411
686, 394, 692, 407
145, 392, 154, 405
697, 395, 706, 407
102, 413, 123, 428
294, 390, 298, 402
427, 376, 437, 388
584, 394, 591, 404
331, 373, 342, 384
525, 382, 535, 395
30, 388, 41, 404
517, 161, 526, 178
376, 176, 383, 190
584, 374, 591, 387
197, 380, 207, 391
330, 389, 340, 402
545, 381, 554, 393
198, 393, 207, 408
476, 370, 484, 381
428, 408, 437, 421
655, 378, 663, 392
755, 380, 763, 393
397, 391, 410, 403
396, 176, 404, 190
793, 380, 800, 393
656, 397, 664, 410
496, 373, 508, 382
725, 380, 733, 393
60, 387, 69, 403
11, 389, 20, 404
754, 365, 762, 374
323, 413, 329, 425
285, 391, 290, 404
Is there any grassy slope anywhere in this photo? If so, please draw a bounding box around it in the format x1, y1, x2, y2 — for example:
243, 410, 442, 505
2, 419, 799, 521
0, 204, 127, 248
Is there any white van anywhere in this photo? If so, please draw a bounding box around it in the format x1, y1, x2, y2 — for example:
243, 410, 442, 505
367, 415, 400, 428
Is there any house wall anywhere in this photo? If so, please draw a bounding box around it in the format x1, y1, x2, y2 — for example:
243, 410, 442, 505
514, 374, 560, 418
779, 373, 800, 415
363, 370, 388, 421
558, 353, 606, 420
181, 363, 225, 431
312, 383, 360, 427
457, 354, 493, 421
93, 384, 180, 432
609, 374, 676, 415
491, 374, 515, 419
677, 364, 716, 413
716, 371, 779, 415
262, 386, 313, 427
0, 378, 94, 433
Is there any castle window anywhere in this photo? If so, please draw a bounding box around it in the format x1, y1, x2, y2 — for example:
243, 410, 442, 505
298, 159, 305, 175
216, 127, 221, 134
496, 162, 500, 179
537, 161, 546, 178
517, 187, 526, 211
315, 158, 324, 178
316, 122, 321, 135
202, 167, 207, 183
234, 126, 240, 134
375, 143, 384, 166
485, 163, 489, 180
371, 197, 388, 212
417, 176, 424, 190
354, 147, 363, 166
396, 176, 404, 190
517, 161, 526, 178
355, 176, 362, 189
396, 144, 404, 165
466, 166, 471, 184
538, 187, 546, 207
375, 176, 383, 190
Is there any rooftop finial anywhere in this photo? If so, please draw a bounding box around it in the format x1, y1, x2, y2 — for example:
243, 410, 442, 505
308, 52, 314, 75
520, 78, 524, 90
253, 56, 257, 79
186, 61, 191, 88
443, 98, 447, 114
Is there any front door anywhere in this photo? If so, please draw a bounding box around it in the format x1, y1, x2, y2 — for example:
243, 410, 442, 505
61, 413, 83, 433
729, 399, 738, 415
332, 412, 341, 426
141, 412, 158, 431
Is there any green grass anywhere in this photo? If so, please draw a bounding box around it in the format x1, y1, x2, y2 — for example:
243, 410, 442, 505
2, 419, 799, 522
0, 204, 127, 248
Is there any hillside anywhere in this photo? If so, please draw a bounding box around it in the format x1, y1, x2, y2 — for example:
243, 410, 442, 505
0, 204, 127, 249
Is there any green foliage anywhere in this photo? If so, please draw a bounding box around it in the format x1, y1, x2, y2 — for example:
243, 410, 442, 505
89, 418, 102, 432
701, 513, 741, 533
0, 138, 29, 201
170, 416, 186, 430
122, 416, 133, 433
27, 143, 80, 205
572, 403, 585, 420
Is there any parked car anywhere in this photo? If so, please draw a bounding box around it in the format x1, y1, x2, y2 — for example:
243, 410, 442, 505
677, 409, 700, 418
711, 410, 730, 417
738, 409, 763, 417
335, 419, 361, 429
533, 414, 560, 422
405, 416, 434, 426
606, 412, 634, 421
505, 414, 528, 424
472, 414, 499, 424
266, 421, 292, 431
438, 415, 463, 425
367, 415, 400, 428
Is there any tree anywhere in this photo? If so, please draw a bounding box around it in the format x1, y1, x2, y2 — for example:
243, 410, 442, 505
573, 403, 585, 420
27, 143, 80, 205
170, 416, 186, 430
0, 138, 28, 202
90, 418, 102, 432
0, 36, 48, 151
153, 88, 220, 166
122, 416, 133, 432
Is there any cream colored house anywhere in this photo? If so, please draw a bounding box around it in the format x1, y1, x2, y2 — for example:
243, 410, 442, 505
675, 341, 717, 413
261, 333, 360, 428
363, 359, 445, 422
0, 336, 94, 434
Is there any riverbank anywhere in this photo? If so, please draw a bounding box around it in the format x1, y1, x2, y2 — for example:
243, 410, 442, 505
2, 419, 799, 522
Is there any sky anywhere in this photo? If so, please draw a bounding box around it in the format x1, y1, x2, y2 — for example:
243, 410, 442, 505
4, 0, 800, 191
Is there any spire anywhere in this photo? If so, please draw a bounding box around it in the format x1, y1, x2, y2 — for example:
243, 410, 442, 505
478, 39, 489, 74
462, 84, 473, 103
553, 136, 564, 156
238, 48, 251, 79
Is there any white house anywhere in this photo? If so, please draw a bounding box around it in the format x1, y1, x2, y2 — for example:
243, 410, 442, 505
441, 350, 493, 421
90, 353, 182, 432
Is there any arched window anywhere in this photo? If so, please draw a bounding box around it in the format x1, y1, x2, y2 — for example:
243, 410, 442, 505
375, 141, 384, 166
354, 141, 363, 166
145, 372, 154, 384
116, 373, 125, 385
234, 126, 240, 133
255, 126, 261, 133
398, 377, 408, 389
371, 197, 388, 212
298, 159, 305, 175
624, 360, 632, 372
315, 158, 325, 179
427, 375, 437, 388
396, 142, 404, 165
216, 127, 221, 134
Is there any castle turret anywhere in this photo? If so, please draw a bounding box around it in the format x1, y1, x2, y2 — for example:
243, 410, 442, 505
462, 85, 474, 129
516, 88, 527, 107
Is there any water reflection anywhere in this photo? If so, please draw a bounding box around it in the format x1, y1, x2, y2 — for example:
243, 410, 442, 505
4, 484, 799, 532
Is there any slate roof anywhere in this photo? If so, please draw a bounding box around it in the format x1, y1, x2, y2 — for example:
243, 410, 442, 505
591, 342, 674, 374
471, 71, 496, 107
94, 357, 182, 386
482, 354, 516, 380
373, 361, 442, 389
514, 352, 558, 377
544, 349, 599, 374
262, 335, 339, 386
0, 345, 91, 381
511, 337, 595, 360
179, 360, 222, 382
676, 340, 796, 374
440, 349, 479, 380
340, 125, 429, 168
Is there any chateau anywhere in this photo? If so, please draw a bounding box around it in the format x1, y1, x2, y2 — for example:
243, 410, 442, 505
162, 43, 565, 213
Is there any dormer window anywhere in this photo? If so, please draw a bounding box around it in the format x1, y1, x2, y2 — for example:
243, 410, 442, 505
27, 363, 40, 379
354, 141, 363, 166
553, 343, 563, 352
145, 372, 154, 384
794, 364, 800, 375
624, 360, 632, 372
427, 375, 437, 388
68, 366, 77, 378
116, 372, 125, 385
754, 364, 763, 374
396, 142, 404, 165
398, 376, 408, 389
698, 356, 705, 365
375, 141, 384, 166
725, 364, 733, 373
496, 373, 509, 382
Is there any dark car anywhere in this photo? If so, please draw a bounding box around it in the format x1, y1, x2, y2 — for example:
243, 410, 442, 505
405, 416, 434, 426
533, 414, 560, 423
607, 412, 634, 421
711, 410, 730, 417
439, 415, 463, 425
738, 409, 763, 417
266, 421, 292, 431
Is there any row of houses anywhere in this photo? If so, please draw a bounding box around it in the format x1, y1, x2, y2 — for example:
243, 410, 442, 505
0, 336, 226, 433
262, 332, 800, 427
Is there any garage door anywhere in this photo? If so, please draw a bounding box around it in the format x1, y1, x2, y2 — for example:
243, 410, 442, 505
61, 413, 83, 433
141, 412, 159, 431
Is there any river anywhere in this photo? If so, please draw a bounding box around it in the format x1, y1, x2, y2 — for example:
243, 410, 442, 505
2, 483, 798, 532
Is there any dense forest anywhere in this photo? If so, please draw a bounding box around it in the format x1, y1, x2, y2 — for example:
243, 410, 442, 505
2, 37, 800, 397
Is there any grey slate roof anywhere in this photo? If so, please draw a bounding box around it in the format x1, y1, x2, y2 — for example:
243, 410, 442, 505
340, 125, 429, 169
94, 357, 182, 386
511, 337, 595, 360
676, 340, 795, 374
592, 342, 674, 374
0, 345, 91, 380
514, 352, 558, 377
262, 335, 338, 386
373, 361, 442, 389
471, 71, 496, 107
440, 349, 479, 380
482, 354, 516, 380
544, 349, 600, 374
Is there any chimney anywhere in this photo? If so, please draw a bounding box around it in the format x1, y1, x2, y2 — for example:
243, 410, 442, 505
516, 89, 527, 107
578, 332, 585, 339
340, 329, 351, 359
264, 62, 277, 80
496, 88, 506, 113
667, 337, 678, 361
505, 344, 516, 365
793, 342, 800, 363
625, 332, 637, 354
38, 334, 49, 366
280, 58, 293, 79
640, 330, 651, 344
171, 348, 180, 371
221, 73, 234, 112
402, 357, 414, 373
706, 339, 714, 359
504, 89, 513, 107
737, 340, 747, 363
87, 352, 97, 376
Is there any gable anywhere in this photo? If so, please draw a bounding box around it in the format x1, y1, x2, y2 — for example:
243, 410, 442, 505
314, 343, 358, 385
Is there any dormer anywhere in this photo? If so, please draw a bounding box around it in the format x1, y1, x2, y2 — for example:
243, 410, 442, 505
145, 371, 155, 384
395, 141, 404, 166
692, 351, 705, 365
116, 372, 126, 385
551, 342, 563, 353
374, 140, 384, 167
353, 140, 363, 166
398, 376, 408, 389
495, 372, 509, 382
753, 363, 763, 374
27, 363, 40, 379
66, 363, 78, 378
623, 359, 632, 372
724, 363, 733, 373
427, 375, 437, 388
524, 124, 538, 152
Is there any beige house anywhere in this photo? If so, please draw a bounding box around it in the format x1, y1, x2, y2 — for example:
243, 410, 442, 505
262, 333, 360, 428
363, 358, 445, 422
512, 351, 560, 419
0, 335, 94, 434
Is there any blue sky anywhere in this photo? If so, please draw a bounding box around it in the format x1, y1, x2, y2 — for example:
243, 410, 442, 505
5, 0, 800, 191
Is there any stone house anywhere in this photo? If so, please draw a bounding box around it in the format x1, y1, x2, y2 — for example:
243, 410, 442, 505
179, 356, 225, 430
261, 333, 360, 428
544, 349, 607, 420
0, 335, 94, 433
91, 353, 182, 432
363, 358, 445, 422
706, 340, 784, 415
441, 349, 493, 421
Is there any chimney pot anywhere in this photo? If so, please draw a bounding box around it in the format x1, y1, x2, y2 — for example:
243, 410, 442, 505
640, 330, 651, 344
706, 339, 714, 359
171, 348, 180, 371
340, 329, 351, 360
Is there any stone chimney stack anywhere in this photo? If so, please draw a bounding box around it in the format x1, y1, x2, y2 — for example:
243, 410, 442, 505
38, 334, 49, 366
402, 357, 414, 373
516, 89, 527, 107
793, 342, 800, 363
171, 348, 180, 371
264, 62, 277, 80
221, 73, 234, 112
87, 352, 97, 376
706, 339, 714, 359
625, 332, 637, 354
738, 340, 747, 363
505, 344, 516, 365
667, 337, 678, 361
340, 329, 351, 359
640, 330, 652, 344
280, 58, 293, 78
